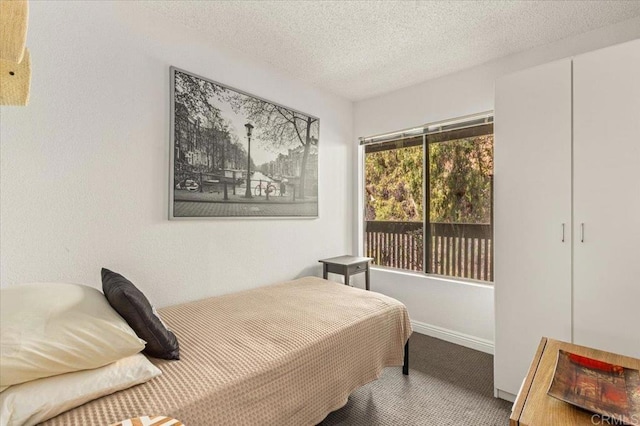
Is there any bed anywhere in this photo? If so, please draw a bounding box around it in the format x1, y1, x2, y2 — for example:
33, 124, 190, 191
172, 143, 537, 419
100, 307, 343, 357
41, 276, 412, 426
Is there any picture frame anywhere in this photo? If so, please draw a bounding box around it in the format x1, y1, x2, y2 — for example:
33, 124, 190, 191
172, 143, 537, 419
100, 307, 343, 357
169, 67, 319, 219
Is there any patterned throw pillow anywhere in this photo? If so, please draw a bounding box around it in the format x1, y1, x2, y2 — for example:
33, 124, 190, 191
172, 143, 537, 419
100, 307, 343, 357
110, 416, 182, 426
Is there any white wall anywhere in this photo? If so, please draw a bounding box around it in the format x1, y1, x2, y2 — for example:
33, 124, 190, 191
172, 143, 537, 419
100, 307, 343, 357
352, 16, 640, 351
0, 2, 354, 307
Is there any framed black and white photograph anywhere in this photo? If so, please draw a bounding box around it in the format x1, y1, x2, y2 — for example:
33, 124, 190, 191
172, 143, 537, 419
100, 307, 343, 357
169, 67, 319, 219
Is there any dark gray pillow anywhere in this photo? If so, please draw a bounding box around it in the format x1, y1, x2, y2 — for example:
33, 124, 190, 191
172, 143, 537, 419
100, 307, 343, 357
101, 268, 180, 360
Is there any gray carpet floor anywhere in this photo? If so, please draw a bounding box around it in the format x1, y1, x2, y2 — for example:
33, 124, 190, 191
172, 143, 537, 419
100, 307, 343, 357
320, 333, 512, 425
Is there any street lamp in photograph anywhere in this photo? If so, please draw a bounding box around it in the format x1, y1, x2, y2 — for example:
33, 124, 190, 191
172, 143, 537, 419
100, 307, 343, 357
244, 122, 254, 198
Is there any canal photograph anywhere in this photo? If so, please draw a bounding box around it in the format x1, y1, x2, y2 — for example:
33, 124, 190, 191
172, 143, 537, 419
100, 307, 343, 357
170, 67, 319, 218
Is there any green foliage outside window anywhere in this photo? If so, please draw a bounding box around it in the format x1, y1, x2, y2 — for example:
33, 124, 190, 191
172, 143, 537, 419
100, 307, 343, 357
364, 135, 493, 224
429, 135, 493, 224
364, 127, 494, 281
365, 145, 423, 222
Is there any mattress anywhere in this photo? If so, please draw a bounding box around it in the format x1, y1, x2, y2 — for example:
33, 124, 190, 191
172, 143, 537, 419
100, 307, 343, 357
42, 276, 412, 426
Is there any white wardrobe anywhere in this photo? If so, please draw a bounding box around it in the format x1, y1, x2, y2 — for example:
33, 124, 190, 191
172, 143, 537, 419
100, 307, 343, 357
494, 39, 640, 399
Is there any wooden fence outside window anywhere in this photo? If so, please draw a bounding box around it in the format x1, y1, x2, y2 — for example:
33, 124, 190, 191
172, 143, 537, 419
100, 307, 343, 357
364, 221, 493, 282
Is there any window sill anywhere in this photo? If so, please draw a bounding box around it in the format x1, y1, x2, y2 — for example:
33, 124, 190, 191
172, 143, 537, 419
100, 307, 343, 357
370, 265, 494, 290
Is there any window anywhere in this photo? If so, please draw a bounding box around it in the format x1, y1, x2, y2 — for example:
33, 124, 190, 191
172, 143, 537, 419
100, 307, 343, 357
363, 115, 494, 282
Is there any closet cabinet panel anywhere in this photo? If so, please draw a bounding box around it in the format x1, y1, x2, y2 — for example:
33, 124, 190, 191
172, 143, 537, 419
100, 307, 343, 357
573, 39, 640, 358
494, 59, 572, 396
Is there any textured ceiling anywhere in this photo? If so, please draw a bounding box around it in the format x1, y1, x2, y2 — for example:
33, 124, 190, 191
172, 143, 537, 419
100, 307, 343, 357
138, 1, 640, 101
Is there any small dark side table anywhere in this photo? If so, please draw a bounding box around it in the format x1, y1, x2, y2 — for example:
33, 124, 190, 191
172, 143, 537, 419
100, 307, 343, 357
318, 255, 374, 290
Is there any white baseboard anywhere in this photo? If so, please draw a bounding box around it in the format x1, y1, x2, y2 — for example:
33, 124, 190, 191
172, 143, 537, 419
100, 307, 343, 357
495, 389, 516, 402
411, 320, 494, 355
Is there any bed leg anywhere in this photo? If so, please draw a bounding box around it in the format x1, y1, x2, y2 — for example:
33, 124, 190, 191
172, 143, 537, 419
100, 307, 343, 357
402, 340, 409, 375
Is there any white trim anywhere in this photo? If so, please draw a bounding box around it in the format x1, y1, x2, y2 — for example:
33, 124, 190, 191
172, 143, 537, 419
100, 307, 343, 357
359, 110, 493, 144
495, 389, 517, 402
411, 319, 494, 355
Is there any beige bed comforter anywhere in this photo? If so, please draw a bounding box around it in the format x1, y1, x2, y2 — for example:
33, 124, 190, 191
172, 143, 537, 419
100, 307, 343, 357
42, 277, 412, 426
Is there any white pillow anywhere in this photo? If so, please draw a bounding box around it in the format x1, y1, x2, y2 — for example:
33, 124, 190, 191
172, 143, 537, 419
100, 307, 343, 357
0, 282, 146, 388
0, 353, 161, 426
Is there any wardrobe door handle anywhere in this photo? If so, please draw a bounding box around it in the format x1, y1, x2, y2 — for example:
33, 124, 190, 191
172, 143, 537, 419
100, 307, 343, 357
581, 223, 585, 243
561, 223, 565, 242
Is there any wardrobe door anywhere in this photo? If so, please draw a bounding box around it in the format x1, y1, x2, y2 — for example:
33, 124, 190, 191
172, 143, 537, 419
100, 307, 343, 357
494, 59, 572, 397
573, 39, 640, 358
